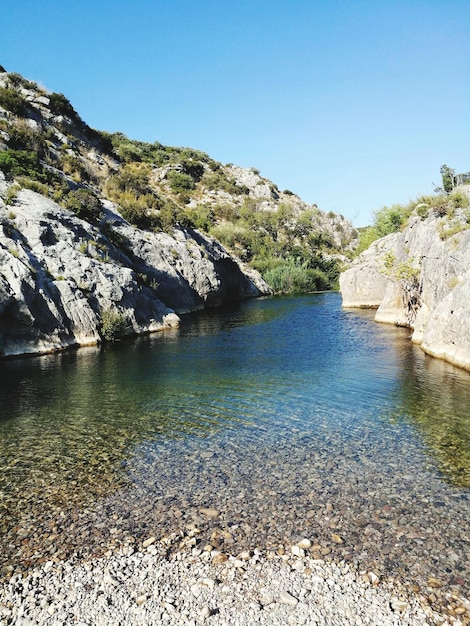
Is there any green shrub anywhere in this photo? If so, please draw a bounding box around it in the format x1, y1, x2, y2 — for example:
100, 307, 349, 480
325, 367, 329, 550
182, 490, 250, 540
202, 170, 248, 195
264, 260, 328, 294
166, 170, 195, 196
355, 226, 380, 254
62, 188, 102, 222
106, 164, 164, 229
450, 191, 469, 209
8, 122, 47, 154
209, 223, 256, 260
5, 184, 20, 206
100, 309, 127, 341
415, 204, 429, 220
60, 154, 91, 182
107, 163, 153, 197
180, 158, 204, 181
49, 92, 78, 118
373, 203, 411, 237
16, 177, 49, 196
158, 199, 193, 231
0, 87, 28, 115
116, 141, 143, 162
120, 203, 156, 230
185, 204, 215, 232
440, 164, 456, 194
0, 149, 45, 181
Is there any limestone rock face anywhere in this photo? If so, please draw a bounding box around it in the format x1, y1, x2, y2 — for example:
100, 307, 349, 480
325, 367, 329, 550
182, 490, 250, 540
339, 234, 397, 308
103, 201, 267, 314
0, 181, 270, 357
0, 67, 356, 357
340, 197, 470, 371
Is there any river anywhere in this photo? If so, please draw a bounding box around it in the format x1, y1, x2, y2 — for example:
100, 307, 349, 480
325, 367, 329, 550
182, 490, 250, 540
0, 292, 469, 601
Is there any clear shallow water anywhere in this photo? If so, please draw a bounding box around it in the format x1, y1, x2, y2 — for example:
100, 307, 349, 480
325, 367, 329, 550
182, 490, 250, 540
0, 292, 469, 599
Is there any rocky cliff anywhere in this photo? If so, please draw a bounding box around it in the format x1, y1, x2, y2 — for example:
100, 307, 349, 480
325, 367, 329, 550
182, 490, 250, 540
0, 172, 271, 356
340, 188, 470, 371
0, 68, 357, 357
0, 71, 272, 357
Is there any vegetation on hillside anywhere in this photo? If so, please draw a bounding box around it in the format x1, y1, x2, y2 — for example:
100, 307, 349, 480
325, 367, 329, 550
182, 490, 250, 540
0, 70, 356, 294
355, 166, 470, 255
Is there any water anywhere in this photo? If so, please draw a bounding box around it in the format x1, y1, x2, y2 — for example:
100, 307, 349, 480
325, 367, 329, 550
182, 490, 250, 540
0, 292, 469, 599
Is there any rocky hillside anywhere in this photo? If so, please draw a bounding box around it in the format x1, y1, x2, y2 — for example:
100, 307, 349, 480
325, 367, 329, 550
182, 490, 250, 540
340, 188, 470, 371
0, 68, 355, 357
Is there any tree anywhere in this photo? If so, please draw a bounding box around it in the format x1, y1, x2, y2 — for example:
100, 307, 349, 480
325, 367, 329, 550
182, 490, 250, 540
440, 164, 456, 194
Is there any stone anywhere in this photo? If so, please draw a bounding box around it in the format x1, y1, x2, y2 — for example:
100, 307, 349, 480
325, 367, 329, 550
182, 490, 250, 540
278, 590, 299, 606
211, 553, 228, 565
391, 599, 408, 612
142, 536, 156, 548
199, 507, 220, 519
291, 545, 305, 557
199, 605, 212, 619
200, 578, 216, 590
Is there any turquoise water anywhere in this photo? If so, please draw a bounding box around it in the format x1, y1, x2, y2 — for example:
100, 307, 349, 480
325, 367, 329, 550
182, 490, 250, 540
0, 292, 469, 596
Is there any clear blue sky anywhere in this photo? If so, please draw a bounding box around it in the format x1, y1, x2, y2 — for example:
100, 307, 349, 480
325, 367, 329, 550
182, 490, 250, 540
1, 0, 469, 226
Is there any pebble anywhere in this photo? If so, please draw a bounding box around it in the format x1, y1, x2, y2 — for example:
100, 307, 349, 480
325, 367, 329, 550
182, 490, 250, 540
291, 545, 305, 557
278, 590, 299, 606
0, 547, 435, 626
199, 508, 220, 519
1, 404, 468, 626
212, 553, 228, 565
391, 599, 409, 612
142, 536, 156, 548
199, 605, 212, 619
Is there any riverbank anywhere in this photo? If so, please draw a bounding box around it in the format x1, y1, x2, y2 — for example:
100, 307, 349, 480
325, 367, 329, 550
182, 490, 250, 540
1, 539, 443, 626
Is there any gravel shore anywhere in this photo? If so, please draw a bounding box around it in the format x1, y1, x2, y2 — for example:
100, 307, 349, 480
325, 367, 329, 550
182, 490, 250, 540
2, 536, 461, 626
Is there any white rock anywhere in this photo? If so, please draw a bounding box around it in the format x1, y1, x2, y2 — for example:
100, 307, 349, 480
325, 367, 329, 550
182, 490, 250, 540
278, 590, 299, 606
340, 199, 470, 372
291, 545, 305, 557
